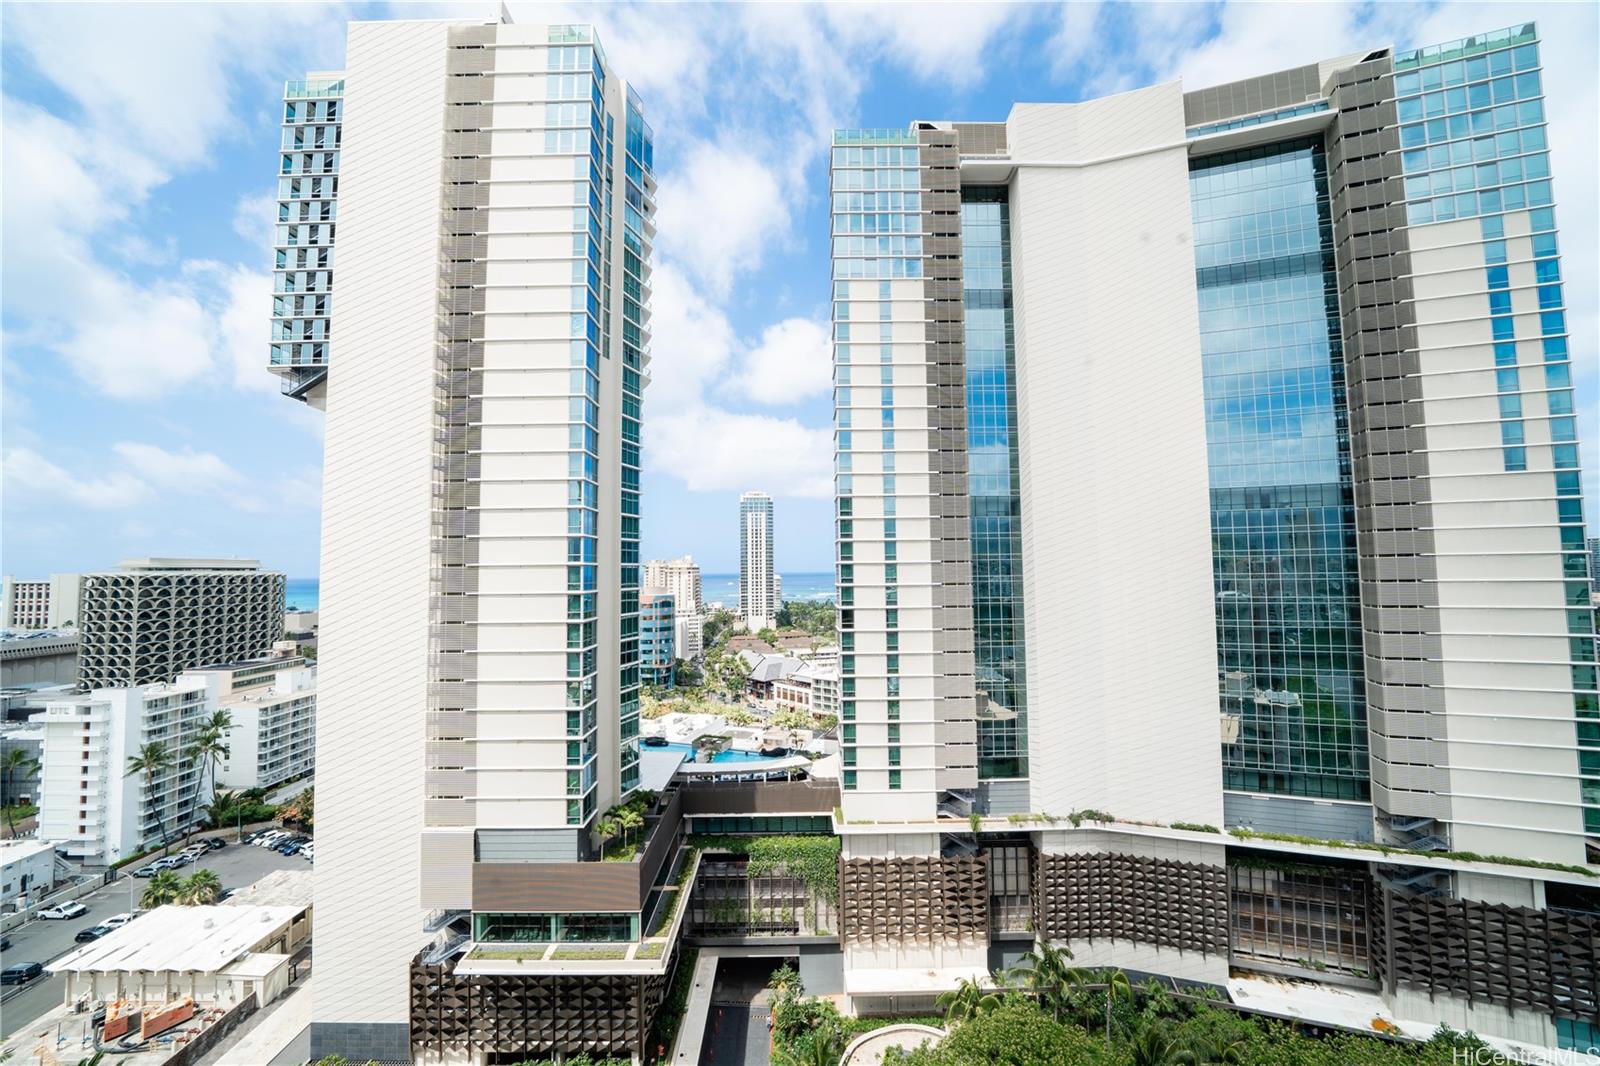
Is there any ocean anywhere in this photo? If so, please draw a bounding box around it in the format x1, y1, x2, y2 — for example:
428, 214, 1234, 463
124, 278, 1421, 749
281, 572, 835, 614
700, 572, 835, 610
285, 578, 319, 612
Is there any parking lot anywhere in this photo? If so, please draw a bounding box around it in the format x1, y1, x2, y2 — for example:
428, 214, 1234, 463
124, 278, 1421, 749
0, 836, 311, 1039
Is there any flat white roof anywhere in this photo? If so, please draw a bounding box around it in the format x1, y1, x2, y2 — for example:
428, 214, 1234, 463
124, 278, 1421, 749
220, 869, 314, 910
0, 838, 57, 863
48, 905, 301, 974
219, 952, 291, 979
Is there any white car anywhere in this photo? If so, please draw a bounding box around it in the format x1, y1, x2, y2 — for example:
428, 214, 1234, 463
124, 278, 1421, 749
256, 831, 288, 848
39, 901, 88, 920
103, 913, 136, 929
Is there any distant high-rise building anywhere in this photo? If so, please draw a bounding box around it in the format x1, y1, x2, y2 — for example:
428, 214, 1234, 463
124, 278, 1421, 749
639, 589, 676, 687
643, 556, 704, 658
75, 559, 284, 690
282, 15, 665, 1063
268, 73, 343, 407
1, 573, 82, 631
739, 491, 776, 629
830, 22, 1595, 1046
1589, 535, 1599, 593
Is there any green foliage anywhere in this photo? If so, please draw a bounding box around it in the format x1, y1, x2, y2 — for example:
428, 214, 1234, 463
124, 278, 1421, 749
770, 708, 814, 732
701, 609, 739, 652
1067, 809, 1115, 827
776, 599, 836, 636
643, 948, 698, 1063
1170, 822, 1220, 834
1228, 827, 1597, 878
882, 991, 1485, 1066
694, 834, 841, 903
938, 978, 1000, 1026
969, 812, 983, 834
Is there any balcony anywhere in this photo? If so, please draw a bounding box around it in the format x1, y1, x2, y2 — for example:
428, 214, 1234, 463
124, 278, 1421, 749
469, 786, 683, 916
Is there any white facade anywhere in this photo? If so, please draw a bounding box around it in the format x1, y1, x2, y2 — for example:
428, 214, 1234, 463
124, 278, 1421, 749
0, 838, 57, 908
0, 573, 80, 631
644, 556, 705, 658
1006, 89, 1224, 827
739, 492, 777, 630
1395, 211, 1586, 861
31, 679, 212, 866
189, 663, 317, 791
303, 16, 656, 1058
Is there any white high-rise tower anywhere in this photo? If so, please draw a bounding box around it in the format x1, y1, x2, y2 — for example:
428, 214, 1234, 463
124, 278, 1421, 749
738, 491, 776, 630
275, 15, 657, 1062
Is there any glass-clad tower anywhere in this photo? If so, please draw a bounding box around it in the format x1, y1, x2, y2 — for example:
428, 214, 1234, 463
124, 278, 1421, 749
739, 490, 777, 630
268, 75, 342, 406
1191, 141, 1370, 809
831, 19, 1591, 862
960, 188, 1029, 781
287, 16, 670, 1064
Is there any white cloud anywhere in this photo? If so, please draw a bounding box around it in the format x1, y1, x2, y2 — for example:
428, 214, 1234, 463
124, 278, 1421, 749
0, 3, 350, 400
646, 265, 737, 410
213, 264, 278, 394
55, 273, 216, 399
110, 442, 246, 495
653, 143, 792, 298
647, 408, 833, 499
3, 448, 148, 510
3, 441, 314, 517
820, 2, 1034, 88
727, 318, 833, 405
233, 189, 279, 252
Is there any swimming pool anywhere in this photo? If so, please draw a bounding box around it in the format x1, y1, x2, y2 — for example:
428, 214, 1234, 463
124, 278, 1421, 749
653, 741, 774, 765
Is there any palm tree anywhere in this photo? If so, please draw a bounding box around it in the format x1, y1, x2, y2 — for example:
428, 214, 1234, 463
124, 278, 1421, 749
205, 789, 239, 830
803, 1028, 842, 1066
141, 870, 183, 908
936, 977, 999, 1027
596, 815, 621, 859
125, 742, 175, 854
179, 869, 223, 905
617, 805, 644, 849
1012, 941, 1076, 1020
2, 747, 41, 837
184, 727, 230, 844
1101, 968, 1134, 1043
1127, 1020, 1197, 1066
200, 708, 234, 794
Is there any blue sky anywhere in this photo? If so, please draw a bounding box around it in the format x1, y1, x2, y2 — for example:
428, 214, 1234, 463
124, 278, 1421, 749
2, 1, 1595, 579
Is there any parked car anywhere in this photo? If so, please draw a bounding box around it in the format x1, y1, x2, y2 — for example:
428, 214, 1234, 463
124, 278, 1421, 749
39, 901, 88, 920
254, 831, 287, 848
205, 838, 227, 850
75, 925, 113, 943
1, 934, 11, 951
167, 853, 194, 868
1, 962, 44, 985
181, 843, 209, 858
132, 864, 161, 878
103, 913, 136, 929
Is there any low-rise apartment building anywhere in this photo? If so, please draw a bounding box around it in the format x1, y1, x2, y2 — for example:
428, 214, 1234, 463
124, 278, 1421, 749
31, 678, 212, 866
201, 662, 317, 792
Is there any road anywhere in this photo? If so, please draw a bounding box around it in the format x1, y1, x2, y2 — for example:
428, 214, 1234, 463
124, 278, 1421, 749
0, 838, 310, 1039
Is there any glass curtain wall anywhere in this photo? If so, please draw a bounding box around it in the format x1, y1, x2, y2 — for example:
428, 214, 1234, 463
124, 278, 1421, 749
1190, 139, 1370, 801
